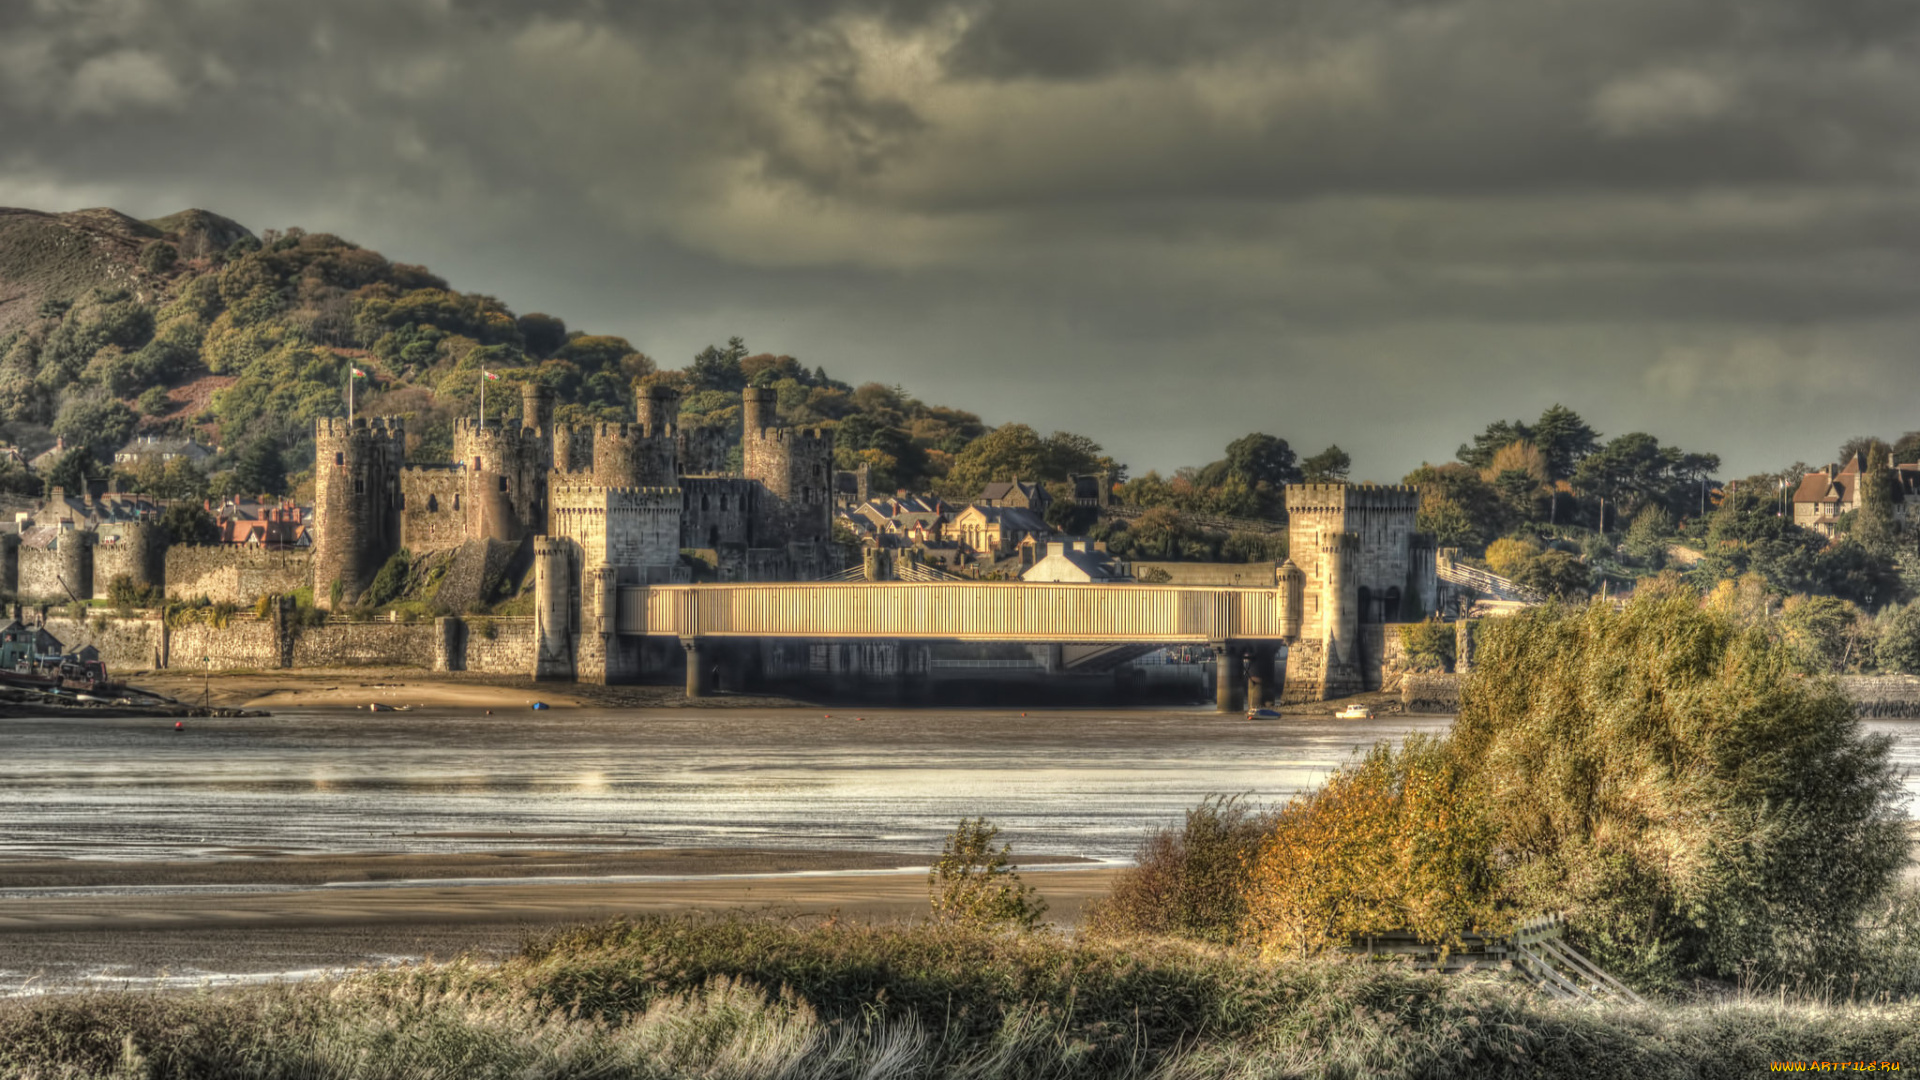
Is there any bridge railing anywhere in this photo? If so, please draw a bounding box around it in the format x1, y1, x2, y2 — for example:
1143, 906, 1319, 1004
623, 581, 1286, 642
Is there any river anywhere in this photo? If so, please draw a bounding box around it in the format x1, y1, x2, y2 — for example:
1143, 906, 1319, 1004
2, 709, 1916, 866
0, 708, 1473, 864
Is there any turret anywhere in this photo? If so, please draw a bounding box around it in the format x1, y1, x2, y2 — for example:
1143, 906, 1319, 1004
1277, 559, 1305, 639
636, 384, 681, 431
742, 386, 775, 435
522, 382, 554, 434
591, 422, 678, 488
533, 536, 574, 680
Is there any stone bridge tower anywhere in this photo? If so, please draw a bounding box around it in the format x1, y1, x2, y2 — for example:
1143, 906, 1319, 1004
1281, 483, 1431, 700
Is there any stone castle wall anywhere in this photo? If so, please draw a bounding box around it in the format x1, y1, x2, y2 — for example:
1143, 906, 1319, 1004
164, 546, 311, 603
399, 466, 467, 551
170, 618, 282, 670
431, 616, 537, 674
43, 613, 168, 672
290, 620, 436, 668
681, 477, 757, 550
17, 541, 88, 602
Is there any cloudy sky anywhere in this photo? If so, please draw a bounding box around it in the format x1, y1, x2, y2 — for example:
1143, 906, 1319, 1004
5, 0, 1918, 480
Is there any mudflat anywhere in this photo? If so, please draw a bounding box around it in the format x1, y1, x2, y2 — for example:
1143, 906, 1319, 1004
0, 848, 1115, 992
132, 668, 807, 711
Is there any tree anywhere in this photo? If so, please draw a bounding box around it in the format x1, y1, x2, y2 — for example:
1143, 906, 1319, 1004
231, 439, 287, 496
1510, 549, 1591, 600
1299, 445, 1351, 485
1087, 796, 1272, 944
1405, 463, 1507, 552
1222, 433, 1300, 488
1571, 432, 1719, 524
1622, 506, 1673, 568
139, 240, 178, 276
44, 446, 97, 493
928, 818, 1046, 931
159, 502, 220, 546
1892, 431, 1920, 466
1873, 600, 1920, 674
687, 336, 749, 392
516, 313, 568, 358
1530, 404, 1602, 480
52, 398, 138, 461
1776, 594, 1869, 674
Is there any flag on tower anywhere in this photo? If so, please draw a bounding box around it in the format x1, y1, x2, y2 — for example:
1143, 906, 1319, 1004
484, 370, 500, 381
351, 367, 367, 378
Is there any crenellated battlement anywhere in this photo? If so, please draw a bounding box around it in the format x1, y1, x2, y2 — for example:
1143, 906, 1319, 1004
316, 415, 406, 441
593, 422, 677, 439
1286, 483, 1420, 514
454, 417, 549, 442
744, 425, 830, 446
551, 482, 682, 498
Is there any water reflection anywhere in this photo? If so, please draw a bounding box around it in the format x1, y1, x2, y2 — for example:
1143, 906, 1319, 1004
0, 711, 1913, 863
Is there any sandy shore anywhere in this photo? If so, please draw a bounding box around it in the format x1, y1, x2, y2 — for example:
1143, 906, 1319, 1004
131, 669, 807, 711
0, 848, 1116, 991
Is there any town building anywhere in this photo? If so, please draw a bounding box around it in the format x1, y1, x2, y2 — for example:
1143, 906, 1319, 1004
1020, 539, 1128, 583
112, 434, 212, 468
951, 502, 1049, 559
1791, 453, 1920, 537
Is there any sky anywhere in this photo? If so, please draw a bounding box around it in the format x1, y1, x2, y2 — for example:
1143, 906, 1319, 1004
4, 0, 1919, 481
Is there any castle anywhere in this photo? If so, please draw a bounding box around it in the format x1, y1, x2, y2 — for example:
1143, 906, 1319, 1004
305, 383, 836, 681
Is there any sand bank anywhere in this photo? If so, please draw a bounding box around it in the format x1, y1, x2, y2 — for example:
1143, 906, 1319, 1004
0, 850, 1116, 992
130, 669, 806, 711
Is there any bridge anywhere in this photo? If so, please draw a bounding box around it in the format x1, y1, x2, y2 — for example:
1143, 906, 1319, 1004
613, 581, 1294, 708
623, 581, 1288, 642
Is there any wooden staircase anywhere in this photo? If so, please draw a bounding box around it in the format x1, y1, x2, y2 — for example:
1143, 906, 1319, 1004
1350, 915, 1643, 1004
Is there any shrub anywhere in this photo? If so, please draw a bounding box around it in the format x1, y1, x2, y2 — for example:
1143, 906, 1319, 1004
364, 548, 411, 608
928, 818, 1046, 931
1085, 795, 1270, 944
105, 574, 159, 609
1243, 735, 1498, 959
1398, 617, 1455, 672
1453, 593, 1907, 988
1485, 536, 1540, 579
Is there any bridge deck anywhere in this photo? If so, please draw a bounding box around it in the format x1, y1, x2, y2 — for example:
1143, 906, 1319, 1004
623, 582, 1286, 642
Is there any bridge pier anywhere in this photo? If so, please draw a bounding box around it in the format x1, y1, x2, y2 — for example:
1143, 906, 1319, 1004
682, 638, 710, 699
1248, 646, 1276, 707
1214, 644, 1243, 713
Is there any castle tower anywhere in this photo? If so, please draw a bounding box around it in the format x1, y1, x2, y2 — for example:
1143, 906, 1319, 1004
742, 387, 833, 546
533, 536, 574, 680
313, 416, 403, 609
454, 414, 552, 542
592, 422, 678, 488
636, 384, 681, 430
522, 382, 554, 436
1276, 559, 1305, 639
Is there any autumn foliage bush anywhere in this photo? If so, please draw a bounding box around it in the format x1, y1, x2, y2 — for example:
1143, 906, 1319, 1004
1096, 590, 1911, 992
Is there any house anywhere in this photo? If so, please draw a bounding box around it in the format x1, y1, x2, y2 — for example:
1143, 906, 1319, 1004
0, 620, 62, 671
951, 502, 1049, 558
849, 493, 953, 547
1791, 454, 1920, 537
28, 437, 70, 473
1021, 540, 1129, 583
215, 499, 309, 547
979, 477, 1053, 516
113, 434, 212, 468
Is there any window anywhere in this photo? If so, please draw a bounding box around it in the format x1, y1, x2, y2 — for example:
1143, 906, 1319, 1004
702, 494, 710, 510
354, 479, 364, 494
454, 494, 461, 510
498, 476, 508, 492
335, 452, 344, 465
427, 495, 438, 512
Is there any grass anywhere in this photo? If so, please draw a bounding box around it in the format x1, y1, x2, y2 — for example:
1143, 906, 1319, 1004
4, 916, 1919, 1079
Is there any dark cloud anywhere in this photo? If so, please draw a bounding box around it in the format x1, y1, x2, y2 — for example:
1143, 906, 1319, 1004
4, 0, 1920, 477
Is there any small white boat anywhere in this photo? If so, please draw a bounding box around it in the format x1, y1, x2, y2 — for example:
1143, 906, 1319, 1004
1334, 704, 1375, 720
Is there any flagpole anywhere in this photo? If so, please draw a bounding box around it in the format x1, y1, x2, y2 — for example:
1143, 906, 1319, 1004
349, 368, 354, 424
480, 368, 485, 426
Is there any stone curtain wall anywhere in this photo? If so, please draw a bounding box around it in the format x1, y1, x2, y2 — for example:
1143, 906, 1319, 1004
432, 616, 536, 674
171, 619, 282, 670
290, 622, 437, 668
1401, 673, 1463, 714
18, 545, 86, 603
1359, 624, 1413, 692
43, 614, 168, 672
165, 547, 312, 603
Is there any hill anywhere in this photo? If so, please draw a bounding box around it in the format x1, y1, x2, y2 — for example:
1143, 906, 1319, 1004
0, 206, 1022, 501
